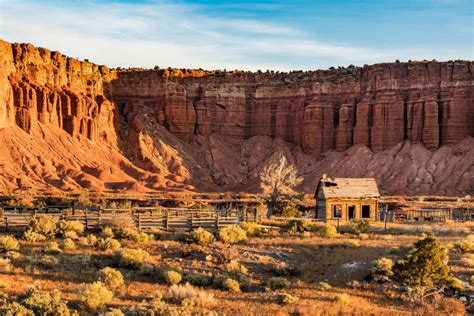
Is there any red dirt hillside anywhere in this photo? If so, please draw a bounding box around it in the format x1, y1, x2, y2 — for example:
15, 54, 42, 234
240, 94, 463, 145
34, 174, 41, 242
0, 40, 472, 195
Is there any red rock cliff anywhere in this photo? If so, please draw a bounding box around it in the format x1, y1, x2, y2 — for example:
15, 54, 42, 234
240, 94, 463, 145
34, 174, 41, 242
109, 63, 473, 155
0, 40, 473, 195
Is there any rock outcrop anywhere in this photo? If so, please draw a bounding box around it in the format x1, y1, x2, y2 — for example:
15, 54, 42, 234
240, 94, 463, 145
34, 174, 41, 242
0, 39, 472, 195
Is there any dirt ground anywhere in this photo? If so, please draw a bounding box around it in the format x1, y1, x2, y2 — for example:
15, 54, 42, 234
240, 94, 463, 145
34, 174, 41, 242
0, 221, 472, 315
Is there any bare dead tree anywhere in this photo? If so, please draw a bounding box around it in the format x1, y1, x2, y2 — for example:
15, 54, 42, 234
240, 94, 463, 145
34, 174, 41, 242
259, 152, 303, 217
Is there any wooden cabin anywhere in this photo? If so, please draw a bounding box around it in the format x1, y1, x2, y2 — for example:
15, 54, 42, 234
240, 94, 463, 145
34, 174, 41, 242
315, 175, 380, 222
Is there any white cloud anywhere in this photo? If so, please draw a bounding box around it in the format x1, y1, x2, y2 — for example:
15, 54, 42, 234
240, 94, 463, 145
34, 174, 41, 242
0, 0, 470, 71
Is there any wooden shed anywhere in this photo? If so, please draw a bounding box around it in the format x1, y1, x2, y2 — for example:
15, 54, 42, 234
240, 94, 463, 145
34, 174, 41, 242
314, 175, 380, 222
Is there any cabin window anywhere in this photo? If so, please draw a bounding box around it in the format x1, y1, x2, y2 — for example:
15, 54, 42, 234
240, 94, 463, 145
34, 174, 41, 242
348, 206, 355, 219
362, 205, 371, 218
333, 205, 342, 218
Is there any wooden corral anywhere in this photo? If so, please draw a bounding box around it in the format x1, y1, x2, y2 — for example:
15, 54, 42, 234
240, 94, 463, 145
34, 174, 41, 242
0, 206, 258, 232
315, 175, 380, 222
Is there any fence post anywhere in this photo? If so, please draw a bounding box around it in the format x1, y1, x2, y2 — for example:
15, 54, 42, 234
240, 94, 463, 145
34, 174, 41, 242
98, 210, 102, 228
5, 217, 8, 232
336, 218, 340, 232
190, 212, 194, 231
84, 210, 88, 230
137, 213, 142, 232
216, 212, 220, 229
165, 210, 169, 230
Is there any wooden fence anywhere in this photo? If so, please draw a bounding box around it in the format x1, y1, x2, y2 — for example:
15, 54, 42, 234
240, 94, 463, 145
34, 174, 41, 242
0, 206, 257, 232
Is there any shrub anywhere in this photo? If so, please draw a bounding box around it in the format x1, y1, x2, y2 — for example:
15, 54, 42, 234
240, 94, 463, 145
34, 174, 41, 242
40, 255, 59, 269
62, 230, 78, 239
315, 281, 332, 291
100, 227, 114, 239
165, 270, 182, 285
456, 235, 474, 252
358, 233, 369, 240
79, 281, 113, 310
96, 238, 121, 251
78, 234, 98, 247
349, 219, 370, 234
24, 230, 47, 242
191, 227, 214, 245
268, 277, 290, 290
120, 228, 153, 243
185, 274, 212, 287
22, 289, 74, 315
223, 278, 240, 292
460, 254, 474, 267
102, 214, 135, 231
224, 260, 248, 275
118, 248, 150, 268
0, 299, 34, 315
334, 293, 351, 304
287, 219, 313, 233
105, 309, 125, 316
57, 220, 84, 237
317, 225, 339, 238
139, 263, 154, 275
168, 283, 198, 303
99, 267, 125, 291
43, 242, 62, 253
277, 293, 299, 305
393, 236, 454, 296
0, 235, 19, 252
28, 215, 59, 238
61, 238, 76, 250
240, 222, 262, 236
372, 257, 394, 279
218, 225, 247, 244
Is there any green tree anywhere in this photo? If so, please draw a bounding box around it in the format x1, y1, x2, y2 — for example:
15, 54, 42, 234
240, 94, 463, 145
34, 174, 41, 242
393, 236, 454, 298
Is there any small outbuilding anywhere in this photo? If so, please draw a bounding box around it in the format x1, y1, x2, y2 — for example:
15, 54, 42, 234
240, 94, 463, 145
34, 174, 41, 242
314, 175, 380, 222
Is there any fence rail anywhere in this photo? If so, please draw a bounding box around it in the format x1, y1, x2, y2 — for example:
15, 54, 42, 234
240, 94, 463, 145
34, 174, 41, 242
0, 206, 257, 232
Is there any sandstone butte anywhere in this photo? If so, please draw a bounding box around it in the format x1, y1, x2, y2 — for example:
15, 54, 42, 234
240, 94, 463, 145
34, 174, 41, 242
0, 40, 472, 196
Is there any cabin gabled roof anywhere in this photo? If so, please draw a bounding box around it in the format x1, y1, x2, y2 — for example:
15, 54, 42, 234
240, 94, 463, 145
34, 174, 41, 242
315, 177, 380, 199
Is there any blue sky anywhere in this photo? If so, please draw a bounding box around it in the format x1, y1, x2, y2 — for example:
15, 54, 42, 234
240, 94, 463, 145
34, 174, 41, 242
0, 0, 472, 70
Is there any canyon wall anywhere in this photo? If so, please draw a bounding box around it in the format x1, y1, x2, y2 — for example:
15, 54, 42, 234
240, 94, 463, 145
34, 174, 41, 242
109, 62, 473, 155
0, 39, 473, 195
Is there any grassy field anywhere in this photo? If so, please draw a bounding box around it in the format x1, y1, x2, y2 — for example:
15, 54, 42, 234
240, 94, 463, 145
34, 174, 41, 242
0, 220, 472, 315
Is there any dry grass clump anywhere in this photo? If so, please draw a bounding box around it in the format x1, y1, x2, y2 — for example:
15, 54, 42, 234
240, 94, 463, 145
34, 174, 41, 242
43, 241, 62, 253
78, 234, 98, 247
96, 238, 121, 251
334, 293, 351, 304
102, 214, 135, 231
191, 227, 215, 245
120, 228, 153, 243
168, 283, 197, 302
99, 267, 125, 291
224, 260, 248, 275
358, 233, 370, 240
218, 225, 247, 244
24, 230, 47, 242
316, 282, 332, 291
165, 270, 183, 285
105, 309, 125, 316
223, 278, 240, 292
287, 218, 313, 233
21, 289, 75, 315
57, 220, 84, 238
0, 235, 19, 252
349, 219, 370, 234
344, 240, 360, 248
268, 277, 290, 290
460, 254, 474, 267
39, 255, 60, 269
372, 257, 394, 280
192, 290, 216, 308
240, 221, 263, 236
61, 238, 76, 250
100, 227, 115, 239
456, 234, 474, 252
118, 248, 150, 268
0, 257, 11, 271
317, 225, 339, 238
78, 281, 113, 310
276, 293, 299, 305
